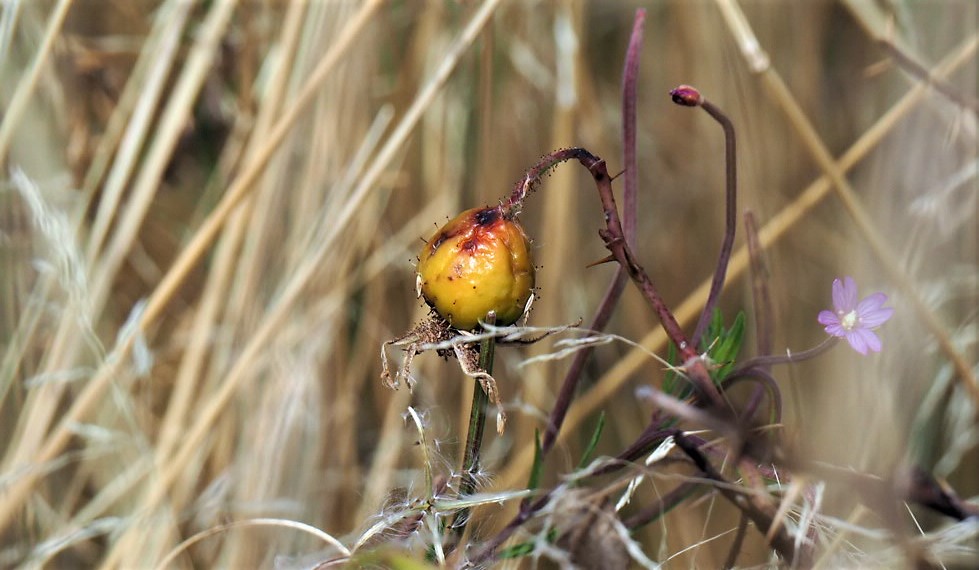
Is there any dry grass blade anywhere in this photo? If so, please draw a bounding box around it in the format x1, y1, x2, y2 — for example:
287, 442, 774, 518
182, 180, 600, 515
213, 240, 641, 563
153, 518, 351, 570
0, 0, 72, 160
0, 0, 382, 542
2, 3, 974, 567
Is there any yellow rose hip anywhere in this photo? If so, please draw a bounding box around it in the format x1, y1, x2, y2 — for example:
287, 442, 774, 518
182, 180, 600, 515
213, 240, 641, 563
417, 206, 535, 330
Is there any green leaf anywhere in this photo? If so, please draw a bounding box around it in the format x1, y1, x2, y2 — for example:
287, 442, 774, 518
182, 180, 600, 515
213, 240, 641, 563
526, 429, 543, 490
577, 412, 606, 470
696, 309, 746, 384
665, 310, 745, 395
498, 529, 558, 559
499, 540, 536, 559
711, 311, 745, 381
663, 341, 691, 398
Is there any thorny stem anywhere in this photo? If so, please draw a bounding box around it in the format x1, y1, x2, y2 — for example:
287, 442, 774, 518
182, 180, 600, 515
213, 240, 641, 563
540, 8, 644, 456
583, 151, 722, 405
447, 312, 497, 547
502, 148, 586, 218
670, 86, 739, 350
501, 147, 716, 398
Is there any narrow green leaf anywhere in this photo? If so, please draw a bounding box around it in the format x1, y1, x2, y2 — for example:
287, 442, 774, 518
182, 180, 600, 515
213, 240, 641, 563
713, 311, 745, 381
499, 529, 558, 559
499, 540, 536, 559
526, 429, 543, 491
577, 412, 606, 470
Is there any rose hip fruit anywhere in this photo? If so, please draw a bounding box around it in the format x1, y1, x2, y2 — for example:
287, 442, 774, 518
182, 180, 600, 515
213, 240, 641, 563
416, 206, 535, 330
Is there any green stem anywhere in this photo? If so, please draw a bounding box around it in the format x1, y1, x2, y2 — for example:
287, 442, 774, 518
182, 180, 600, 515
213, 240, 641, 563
447, 311, 496, 548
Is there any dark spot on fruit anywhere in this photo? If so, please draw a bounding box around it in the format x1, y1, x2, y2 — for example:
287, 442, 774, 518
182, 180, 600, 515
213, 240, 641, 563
460, 238, 477, 252
474, 207, 500, 226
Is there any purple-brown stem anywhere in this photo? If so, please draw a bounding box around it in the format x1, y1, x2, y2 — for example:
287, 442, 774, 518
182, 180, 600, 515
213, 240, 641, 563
583, 153, 721, 403
723, 513, 751, 569
734, 336, 838, 374
621, 8, 644, 250
672, 432, 801, 564
540, 272, 628, 452
670, 86, 738, 350
720, 366, 783, 425
502, 147, 587, 218
540, 8, 644, 455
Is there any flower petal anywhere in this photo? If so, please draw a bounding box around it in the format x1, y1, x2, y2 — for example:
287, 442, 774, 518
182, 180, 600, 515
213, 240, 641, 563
831, 278, 845, 311
817, 310, 839, 326
856, 292, 888, 314
860, 306, 894, 328
844, 330, 870, 355
824, 323, 847, 338
836, 276, 858, 311
853, 327, 882, 353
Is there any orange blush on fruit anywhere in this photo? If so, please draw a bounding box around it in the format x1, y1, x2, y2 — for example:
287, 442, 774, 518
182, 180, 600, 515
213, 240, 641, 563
416, 206, 535, 330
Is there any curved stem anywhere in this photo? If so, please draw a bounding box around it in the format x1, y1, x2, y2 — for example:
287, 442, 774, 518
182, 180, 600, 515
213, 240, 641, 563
734, 336, 838, 373
670, 86, 738, 349
722, 366, 783, 425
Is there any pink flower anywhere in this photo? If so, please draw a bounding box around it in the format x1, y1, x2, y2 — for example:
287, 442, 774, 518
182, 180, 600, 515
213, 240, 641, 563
817, 276, 894, 355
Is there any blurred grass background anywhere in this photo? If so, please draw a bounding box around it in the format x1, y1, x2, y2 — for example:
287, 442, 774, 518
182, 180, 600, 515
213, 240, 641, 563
1, 0, 976, 567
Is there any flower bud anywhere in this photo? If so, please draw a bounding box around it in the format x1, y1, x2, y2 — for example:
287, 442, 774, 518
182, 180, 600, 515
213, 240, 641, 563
416, 206, 535, 330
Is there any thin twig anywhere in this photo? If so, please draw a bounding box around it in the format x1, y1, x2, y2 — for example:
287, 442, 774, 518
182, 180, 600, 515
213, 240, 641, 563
723, 513, 751, 569
734, 336, 838, 373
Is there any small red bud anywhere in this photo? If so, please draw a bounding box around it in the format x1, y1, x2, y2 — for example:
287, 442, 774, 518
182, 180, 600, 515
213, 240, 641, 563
670, 85, 702, 107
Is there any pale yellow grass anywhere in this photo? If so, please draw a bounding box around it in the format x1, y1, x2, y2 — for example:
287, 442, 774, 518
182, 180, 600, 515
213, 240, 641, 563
0, 1, 975, 568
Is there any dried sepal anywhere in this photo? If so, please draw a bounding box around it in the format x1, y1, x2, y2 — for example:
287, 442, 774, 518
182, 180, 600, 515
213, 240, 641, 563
381, 311, 513, 432
380, 312, 454, 391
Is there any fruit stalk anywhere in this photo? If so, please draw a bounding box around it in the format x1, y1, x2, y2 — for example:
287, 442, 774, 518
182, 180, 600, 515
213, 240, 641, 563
446, 311, 496, 549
